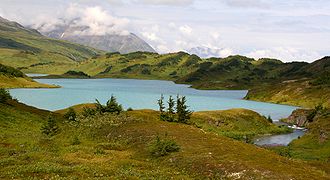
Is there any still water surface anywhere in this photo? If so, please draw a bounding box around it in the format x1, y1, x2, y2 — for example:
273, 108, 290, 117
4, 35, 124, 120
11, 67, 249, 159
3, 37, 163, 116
10, 78, 298, 120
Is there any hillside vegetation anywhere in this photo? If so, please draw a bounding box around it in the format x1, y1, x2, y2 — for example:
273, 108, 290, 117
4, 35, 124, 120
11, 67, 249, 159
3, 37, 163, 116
0, 63, 57, 88
269, 107, 330, 173
0, 16, 100, 74
0, 99, 329, 179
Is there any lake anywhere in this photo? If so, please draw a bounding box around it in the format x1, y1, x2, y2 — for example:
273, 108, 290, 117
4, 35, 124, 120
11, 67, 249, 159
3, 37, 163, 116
10, 78, 298, 120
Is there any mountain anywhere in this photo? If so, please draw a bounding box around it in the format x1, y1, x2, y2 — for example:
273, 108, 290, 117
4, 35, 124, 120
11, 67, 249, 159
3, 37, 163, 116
187, 46, 230, 58
0, 16, 100, 73
39, 23, 156, 54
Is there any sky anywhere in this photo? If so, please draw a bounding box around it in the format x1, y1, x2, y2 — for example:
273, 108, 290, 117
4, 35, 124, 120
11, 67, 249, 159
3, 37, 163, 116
0, 0, 329, 62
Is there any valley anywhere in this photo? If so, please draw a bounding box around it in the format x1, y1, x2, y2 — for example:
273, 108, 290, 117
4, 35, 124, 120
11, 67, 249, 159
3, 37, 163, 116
0, 13, 329, 179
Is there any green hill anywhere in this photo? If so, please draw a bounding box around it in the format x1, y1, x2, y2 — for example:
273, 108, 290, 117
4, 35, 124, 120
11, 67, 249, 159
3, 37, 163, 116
0, 99, 328, 179
0, 17, 328, 108
245, 57, 330, 108
0, 63, 57, 88
269, 107, 330, 173
0, 16, 100, 74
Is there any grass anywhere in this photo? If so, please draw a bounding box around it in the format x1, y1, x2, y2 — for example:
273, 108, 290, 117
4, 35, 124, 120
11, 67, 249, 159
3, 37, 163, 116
0, 75, 58, 88
245, 79, 330, 108
267, 108, 330, 173
191, 109, 292, 142
0, 101, 329, 179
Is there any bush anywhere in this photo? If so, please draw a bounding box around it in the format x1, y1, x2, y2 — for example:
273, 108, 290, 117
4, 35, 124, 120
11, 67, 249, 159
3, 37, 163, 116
267, 115, 273, 123
64, 108, 77, 121
0, 89, 12, 103
82, 107, 97, 117
127, 107, 133, 111
41, 116, 59, 137
149, 135, 180, 157
96, 95, 123, 115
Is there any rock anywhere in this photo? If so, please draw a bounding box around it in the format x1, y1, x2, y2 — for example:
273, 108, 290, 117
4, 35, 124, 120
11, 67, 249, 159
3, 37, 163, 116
284, 109, 313, 127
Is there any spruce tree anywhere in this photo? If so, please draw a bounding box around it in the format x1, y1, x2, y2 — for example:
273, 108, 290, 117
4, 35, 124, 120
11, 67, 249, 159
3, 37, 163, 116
176, 96, 192, 124
41, 115, 59, 137
106, 95, 123, 115
158, 94, 167, 121
64, 108, 77, 122
167, 96, 175, 122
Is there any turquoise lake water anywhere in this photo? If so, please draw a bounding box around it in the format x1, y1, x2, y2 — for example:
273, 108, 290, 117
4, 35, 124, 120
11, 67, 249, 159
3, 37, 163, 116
9, 78, 297, 120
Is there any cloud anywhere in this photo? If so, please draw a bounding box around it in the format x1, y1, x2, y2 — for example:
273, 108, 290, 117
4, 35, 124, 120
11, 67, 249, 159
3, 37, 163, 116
219, 48, 233, 57
222, 0, 269, 8
179, 25, 193, 35
33, 4, 130, 36
134, 0, 195, 6
141, 32, 161, 41
246, 47, 322, 62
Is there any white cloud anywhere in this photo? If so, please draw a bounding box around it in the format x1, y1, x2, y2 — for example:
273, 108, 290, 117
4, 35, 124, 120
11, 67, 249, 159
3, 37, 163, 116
223, 0, 269, 8
33, 4, 130, 36
142, 32, 161, 41
168, 22, 176, 28
246, 47, 322, 62
135, 0, 195, 6
219, 48, 233, 57
179, 25, 193, 35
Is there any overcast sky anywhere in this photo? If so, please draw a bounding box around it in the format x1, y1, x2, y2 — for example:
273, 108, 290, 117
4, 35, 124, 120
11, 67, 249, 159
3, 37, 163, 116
0, 0, 329, 62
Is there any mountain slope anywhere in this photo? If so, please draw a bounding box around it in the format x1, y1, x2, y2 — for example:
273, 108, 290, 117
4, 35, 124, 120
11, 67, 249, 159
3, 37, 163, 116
0, 63, 57, 88
245, 57, 330, 108
0, 100, 328, 179
41, 23, 156, 54
0, 16, 100, 73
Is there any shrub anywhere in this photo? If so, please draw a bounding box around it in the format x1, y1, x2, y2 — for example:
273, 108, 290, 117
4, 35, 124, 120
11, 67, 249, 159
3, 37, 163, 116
95, 95, 123, 115
82, 107, 97, 117
149, 135, 180, 157
0, 89, 12, 103
41, 116, 59, 137
307, 104, 324, 122
127, 107, 133, 111
267, 115, 273, 123
64, 108, 77, 121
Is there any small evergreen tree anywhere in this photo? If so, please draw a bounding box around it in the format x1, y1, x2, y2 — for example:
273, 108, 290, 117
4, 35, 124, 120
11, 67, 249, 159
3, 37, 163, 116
267, 115, 273, 123
0, 88, 12, 103
64, 108, 77, 121
41, 115, 59, 137
167, 96, 176, 122
106, 95, 123, 115
158, 94, 167, 121
95, 95, 123, 115
176, 96, 192, 124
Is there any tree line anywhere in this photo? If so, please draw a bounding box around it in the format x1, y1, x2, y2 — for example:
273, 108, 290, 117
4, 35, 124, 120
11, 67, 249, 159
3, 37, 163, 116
157, 94, 192, 124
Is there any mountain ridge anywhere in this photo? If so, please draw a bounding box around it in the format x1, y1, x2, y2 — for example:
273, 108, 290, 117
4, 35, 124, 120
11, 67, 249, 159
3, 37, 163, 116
37, 20, 157, 54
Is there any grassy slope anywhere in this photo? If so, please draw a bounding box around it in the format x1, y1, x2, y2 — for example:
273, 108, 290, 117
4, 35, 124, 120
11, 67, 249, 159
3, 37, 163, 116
289, 109, 330, 161
192, 109, 291, 141
0, 102, 328, 179
245, 79, 330, 108
269, 109, 330, 173
0, 63, 58, 88
57, 105, 291, 141
0, 18, 100, 74
0, 75, 58, 88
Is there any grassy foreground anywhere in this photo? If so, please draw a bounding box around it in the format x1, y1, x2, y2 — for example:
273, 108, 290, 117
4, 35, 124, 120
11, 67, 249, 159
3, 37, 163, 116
0, 101, 328, 179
